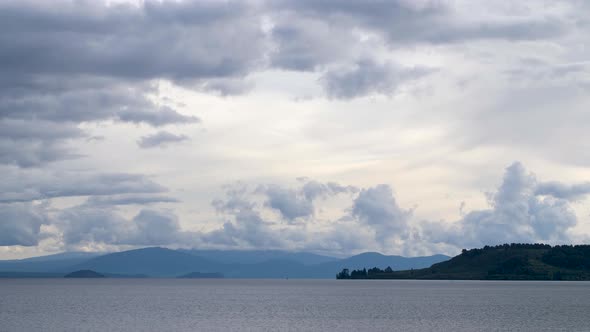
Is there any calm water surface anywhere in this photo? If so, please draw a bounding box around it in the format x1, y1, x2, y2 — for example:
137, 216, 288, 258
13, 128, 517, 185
1, 279, 589, 331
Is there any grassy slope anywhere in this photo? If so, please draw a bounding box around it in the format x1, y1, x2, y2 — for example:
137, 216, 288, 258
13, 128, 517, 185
360, 245, 590, 280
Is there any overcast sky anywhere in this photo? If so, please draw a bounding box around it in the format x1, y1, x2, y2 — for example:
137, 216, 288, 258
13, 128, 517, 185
1, 0, 590, 259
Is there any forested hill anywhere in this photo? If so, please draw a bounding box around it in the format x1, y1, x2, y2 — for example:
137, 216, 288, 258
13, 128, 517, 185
337, 244, 590, 280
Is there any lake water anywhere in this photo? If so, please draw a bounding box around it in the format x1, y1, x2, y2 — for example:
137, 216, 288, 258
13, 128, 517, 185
1, 279, 589, 331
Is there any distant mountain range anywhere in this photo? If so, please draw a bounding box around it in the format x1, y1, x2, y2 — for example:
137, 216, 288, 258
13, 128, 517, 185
0, 247, 449, 278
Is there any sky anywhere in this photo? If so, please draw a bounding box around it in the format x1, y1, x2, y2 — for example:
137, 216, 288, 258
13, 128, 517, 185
1, 0, 590, 259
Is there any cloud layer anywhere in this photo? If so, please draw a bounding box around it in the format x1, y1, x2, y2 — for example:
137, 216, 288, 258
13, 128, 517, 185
1, 1, 588, 257
423, 163, 580, 248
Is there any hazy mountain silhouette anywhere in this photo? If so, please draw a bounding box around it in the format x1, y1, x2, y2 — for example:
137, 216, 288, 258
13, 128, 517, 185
64, 270, 105, 278
0, 252, 103, 273
180, 249, 338, 265
16, 252, 103, 262
70, 247, 222, 277
0, 247, 450, 278
320, 252, 451, 272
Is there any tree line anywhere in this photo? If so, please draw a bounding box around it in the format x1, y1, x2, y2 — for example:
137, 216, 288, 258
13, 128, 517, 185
336, 266, 395, 279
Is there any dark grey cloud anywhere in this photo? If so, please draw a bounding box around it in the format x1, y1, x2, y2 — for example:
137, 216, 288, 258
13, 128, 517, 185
269, 17, 359, 71
0, 140, 79, 168
321, 59, 432, 99
0, 203, 48, 246
0, 0, 260, 166
0, 119, 84, 141
137, 131, 190, 149
268, 0, 564, 98
0, 0, 570, 168
272, 0, 564, 45
58, 208, 130, 246
129, 210, 189, 246
58, 207, 194, 247
1, 82, 201, 166
0, 0, 264, 82
0, 78, 198, 125
117, 106, 199, 127
0, 119, 84, 167
0, 80, 199, 166
0, 170, 167, 203
0, 1, 585, 255
263, 185, 314, 221
260, 180, 358, 221
85, 194, 179, 206
423, 162, 579, 248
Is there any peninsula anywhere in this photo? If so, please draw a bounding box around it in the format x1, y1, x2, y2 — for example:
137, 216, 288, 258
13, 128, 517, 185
337, 244, 590, 280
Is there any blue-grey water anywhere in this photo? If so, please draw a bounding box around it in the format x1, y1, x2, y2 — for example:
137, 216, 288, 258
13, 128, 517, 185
1, 279, 589, 331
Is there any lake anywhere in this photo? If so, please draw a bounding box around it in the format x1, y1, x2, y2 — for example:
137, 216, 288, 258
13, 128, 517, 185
1, 279, 589, 331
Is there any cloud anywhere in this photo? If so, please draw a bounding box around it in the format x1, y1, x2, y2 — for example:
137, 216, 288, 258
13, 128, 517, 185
58, 207, 194, 247
0, 0, 586, 257
535, 181, 590, 201
0, 119, 84, 141
0, 119, 84, 167
0, 0, 260, 166
321, 59, 432, 99
0, 203, 48, 246
0, 0, 264, 83
301, 180, 358, 200
207, 186, 290, 248
0, 169, 167, 203
423, 162, 580, 248
0, 78, 198, 167
259, 180, 357, 221
193, 167, 588, 254
198, 78, 255, 96
137, 131, 190, 149
129, 210, 190, 246
272, 0, 564, 45
205, 179, 362, 250
0, 82, 194, 125
117, 106, 200, 127
352, 184, 412, 244
0, 140, 79, 168
269, 16, 360, 71
262, 185, 314, 221
85, 194, 179, 206
203, 210, 286, 249
268, 0, 565, 98
0, 0, 572, 168
203, 180, 415, 253
1, 163, 585, 256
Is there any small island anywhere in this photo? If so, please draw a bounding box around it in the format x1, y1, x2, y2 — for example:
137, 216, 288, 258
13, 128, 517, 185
64, 270, 106, 278
177, 272, 224, 279
337, 243, 590, 280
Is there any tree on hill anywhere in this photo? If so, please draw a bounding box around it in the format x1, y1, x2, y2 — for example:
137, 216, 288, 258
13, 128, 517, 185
336, 268, 350, 279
